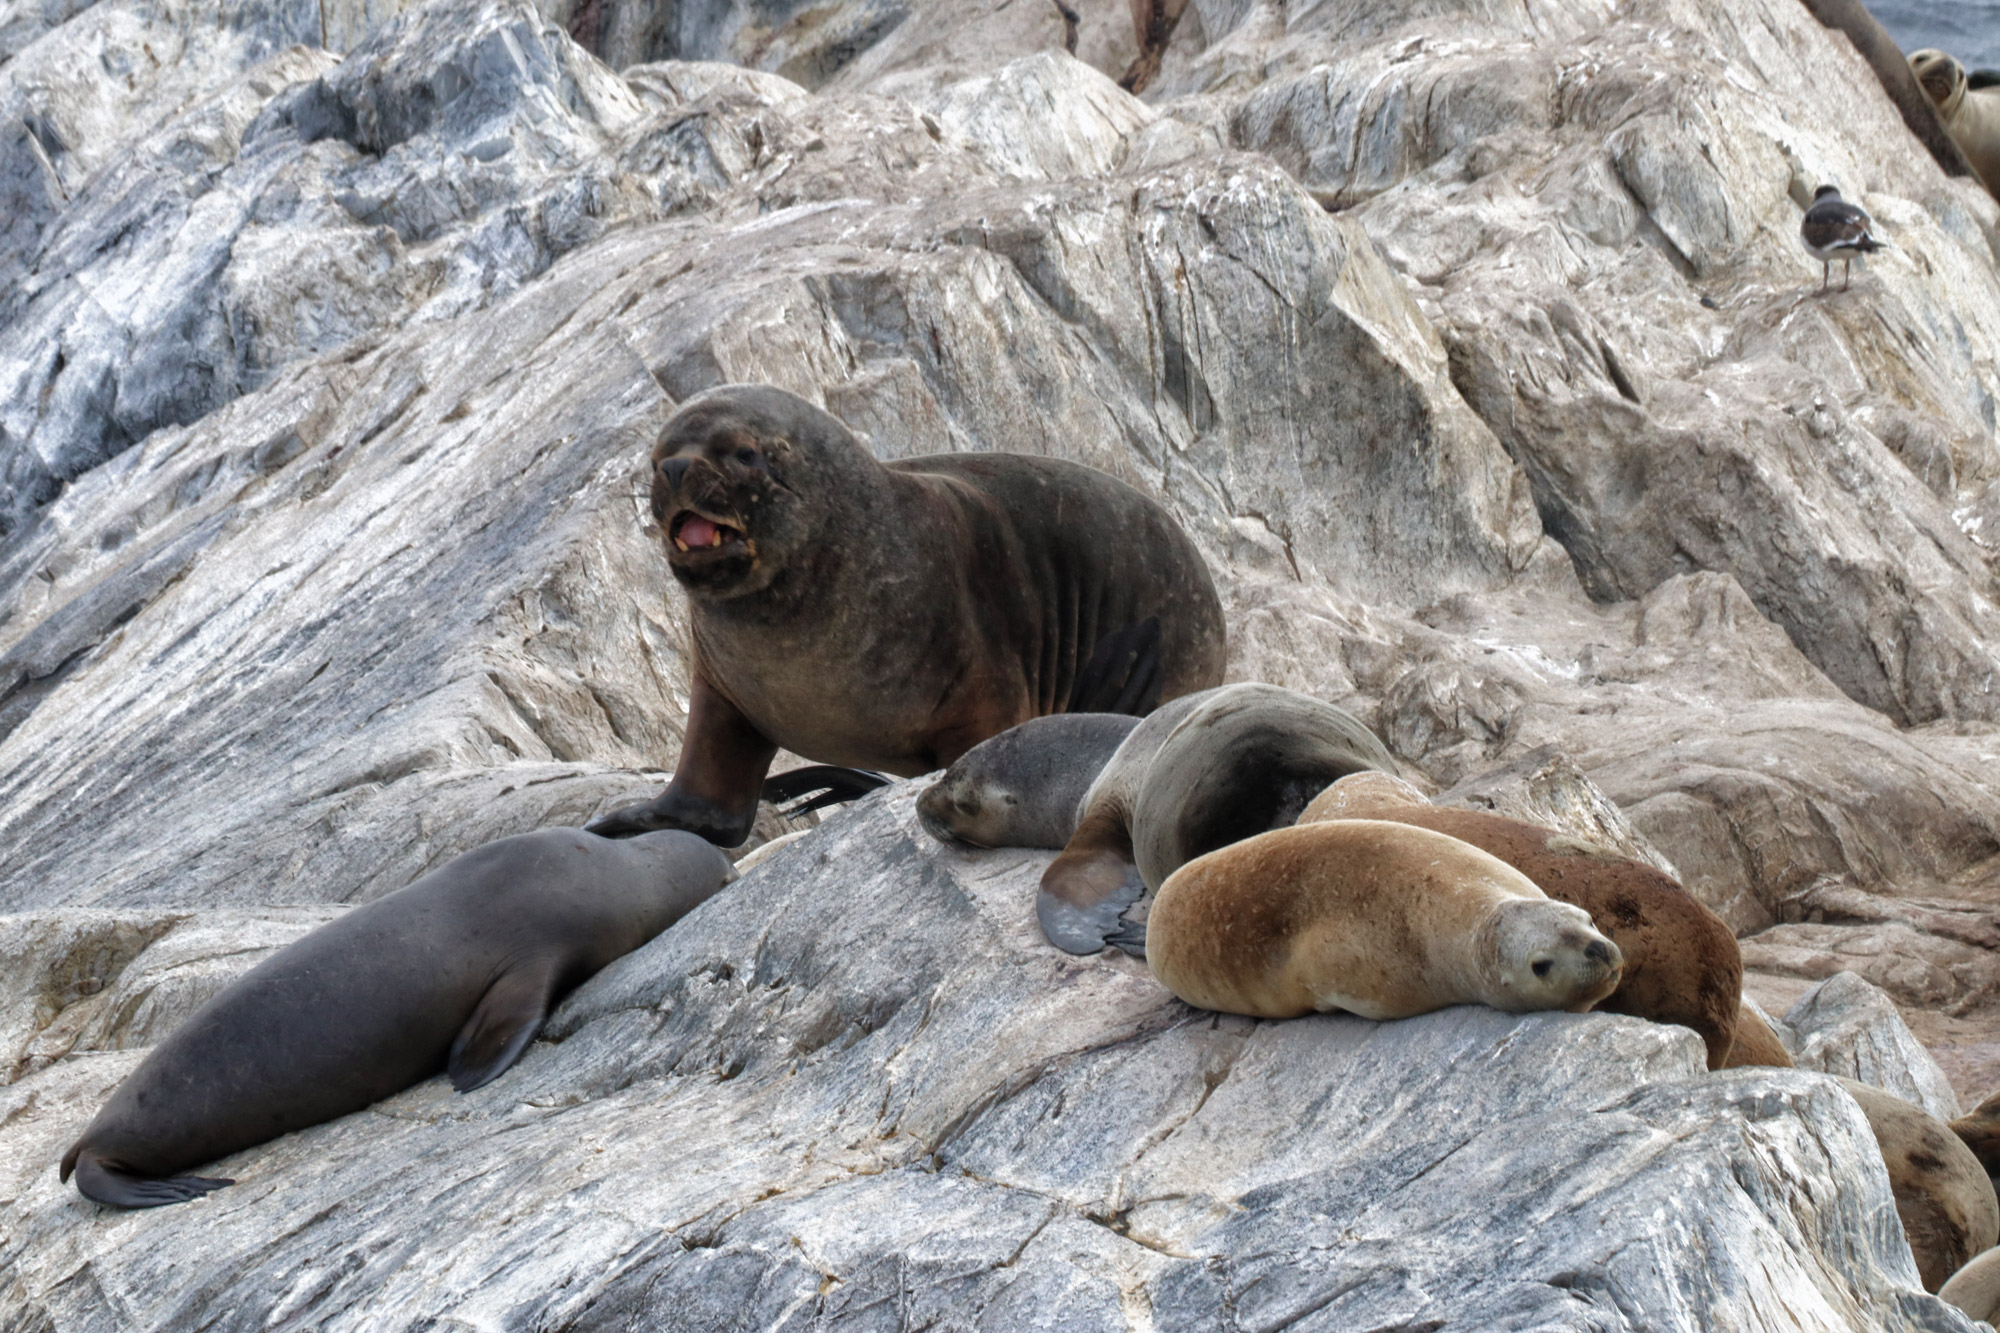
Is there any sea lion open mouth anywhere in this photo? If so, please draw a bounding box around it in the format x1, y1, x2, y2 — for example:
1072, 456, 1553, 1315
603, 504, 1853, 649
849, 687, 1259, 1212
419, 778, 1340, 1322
668, 509, 750, 555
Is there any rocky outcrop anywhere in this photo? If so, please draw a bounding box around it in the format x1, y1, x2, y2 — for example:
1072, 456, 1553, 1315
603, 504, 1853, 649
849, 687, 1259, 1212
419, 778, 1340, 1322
5, 0, 2000, 1322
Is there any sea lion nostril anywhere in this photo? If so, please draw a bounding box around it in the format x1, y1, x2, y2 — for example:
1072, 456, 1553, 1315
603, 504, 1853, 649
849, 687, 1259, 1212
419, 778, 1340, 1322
660, 456, 693, 488
1585, 940, 1613, 966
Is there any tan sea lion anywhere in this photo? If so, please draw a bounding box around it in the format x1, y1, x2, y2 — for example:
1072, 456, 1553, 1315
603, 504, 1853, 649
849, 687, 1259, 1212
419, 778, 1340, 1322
1040, 684, 1401, 955
1954, 1086, 2000, 1182
1299, 773, 1744, 1070
60, 829, 736, 1208
1910, 49, 2000, 196
1837, 1078, 2000, 1292
586, 386, 1227, 847
1940, 1245, 2000, 1323
1796, 0, 1982, 188
1146, 820, 1623, 1021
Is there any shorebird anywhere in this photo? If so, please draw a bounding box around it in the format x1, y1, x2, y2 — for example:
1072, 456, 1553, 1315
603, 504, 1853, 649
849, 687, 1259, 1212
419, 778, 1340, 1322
1800, 185, 1883, 292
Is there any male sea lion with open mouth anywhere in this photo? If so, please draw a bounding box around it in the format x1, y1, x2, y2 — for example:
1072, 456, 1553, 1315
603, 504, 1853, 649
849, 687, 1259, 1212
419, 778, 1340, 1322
587, 385, 1228, 846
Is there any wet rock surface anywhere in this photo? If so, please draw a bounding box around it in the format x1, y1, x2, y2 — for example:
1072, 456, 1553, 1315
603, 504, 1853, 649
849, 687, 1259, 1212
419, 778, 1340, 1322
3, 0, 2000, 1324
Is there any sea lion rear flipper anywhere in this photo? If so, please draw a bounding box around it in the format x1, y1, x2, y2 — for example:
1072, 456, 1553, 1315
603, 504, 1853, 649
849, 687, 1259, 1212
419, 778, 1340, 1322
1068, 618, 1164, 717
761, 766, 892, 817
449, 961, 560, 1092
1103, 906, 1148, 959
68, 1151, 231, 1209
1037, 852, 1147, 955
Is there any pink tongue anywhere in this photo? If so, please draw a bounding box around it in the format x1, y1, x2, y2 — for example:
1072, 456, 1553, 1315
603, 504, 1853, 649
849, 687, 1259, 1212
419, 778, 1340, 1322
680, 516, 719, 547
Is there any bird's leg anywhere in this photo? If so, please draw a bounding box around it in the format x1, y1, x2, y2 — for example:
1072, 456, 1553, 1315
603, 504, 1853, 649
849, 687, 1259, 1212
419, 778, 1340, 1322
1821, 260, 1830, 293
1842, 257, 1852, 291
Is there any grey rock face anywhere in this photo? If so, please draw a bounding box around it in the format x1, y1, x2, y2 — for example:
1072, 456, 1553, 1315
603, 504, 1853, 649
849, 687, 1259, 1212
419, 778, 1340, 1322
4, 0, 2000, 1320
0, 791, 1984, 1331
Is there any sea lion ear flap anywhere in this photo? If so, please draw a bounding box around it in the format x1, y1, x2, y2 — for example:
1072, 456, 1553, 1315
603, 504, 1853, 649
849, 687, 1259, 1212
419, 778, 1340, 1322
448, 960, 561, 1093
1068, 617, 1164, 716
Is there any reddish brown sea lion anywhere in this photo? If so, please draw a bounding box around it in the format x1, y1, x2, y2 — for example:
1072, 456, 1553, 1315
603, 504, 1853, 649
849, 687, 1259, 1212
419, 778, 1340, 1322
1301, 773, 1743, 1070
587, 385, 1227, 846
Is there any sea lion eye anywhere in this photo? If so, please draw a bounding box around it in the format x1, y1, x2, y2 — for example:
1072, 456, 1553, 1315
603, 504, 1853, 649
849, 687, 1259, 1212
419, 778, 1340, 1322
735, 448, 758, 466
1532, 960, 1553, 978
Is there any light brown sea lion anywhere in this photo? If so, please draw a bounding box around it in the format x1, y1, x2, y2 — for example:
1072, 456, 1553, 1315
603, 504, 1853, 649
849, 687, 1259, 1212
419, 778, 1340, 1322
585, 385, 1227, 847
1954, 1086, 2000, 1183
1910, 49, 2000, 197
1146, 820, 1623, 1021
1039, 683, 1401, 955
1299, 773, 1743, 1070
1837, 1078, 2000, 1292
1940, 1245, 2000, 1323
1796, 0, 1983, 188
60, 829, 736, 1208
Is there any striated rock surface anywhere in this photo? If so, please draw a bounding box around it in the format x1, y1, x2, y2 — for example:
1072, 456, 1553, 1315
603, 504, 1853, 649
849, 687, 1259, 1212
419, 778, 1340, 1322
3, 0, 2000, 1322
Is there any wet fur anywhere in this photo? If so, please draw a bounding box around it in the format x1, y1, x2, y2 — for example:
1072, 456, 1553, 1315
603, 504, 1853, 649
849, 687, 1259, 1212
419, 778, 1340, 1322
60, 829, 734, 1208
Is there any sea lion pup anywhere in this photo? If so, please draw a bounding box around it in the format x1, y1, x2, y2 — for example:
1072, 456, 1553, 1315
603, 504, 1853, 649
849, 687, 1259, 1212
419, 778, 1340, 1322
1940, 1245, 2000, 1323
1910, 49, 2000, 196
60, 829, 736, 1209
1954, 1087, 2000, 1183
1796, 0, 1982, 187
1836, 1078, 2000, 1292
916, 713, 1141, 848
1297, 773, 1743, 1069
1146, 820, 1623, 1021
1039, 683, 1401, 954
585, 385, 1227, 848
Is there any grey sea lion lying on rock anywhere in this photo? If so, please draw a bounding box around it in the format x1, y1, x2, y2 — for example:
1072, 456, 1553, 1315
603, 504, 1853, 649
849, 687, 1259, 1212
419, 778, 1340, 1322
60, 828, 736, 1208
585, 384, 1227, 848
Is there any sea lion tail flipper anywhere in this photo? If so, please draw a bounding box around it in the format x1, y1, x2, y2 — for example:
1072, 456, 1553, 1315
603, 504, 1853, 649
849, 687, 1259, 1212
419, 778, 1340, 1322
1037, 851, 1148, 955
69, 1153, 231, 1209
761, 766, 892, 817
1068, 617, 1164, 717
449, 960, 561, 1092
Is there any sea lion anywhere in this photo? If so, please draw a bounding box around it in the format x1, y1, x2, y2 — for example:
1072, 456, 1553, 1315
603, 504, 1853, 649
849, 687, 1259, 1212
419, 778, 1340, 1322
1940, 1245, 2000, 1323
916, 713, 1141, 849
1146, 819, 1623, 1021
1796, 0, 1982, 188
1954, 1086, 2000, 1182
1723, 1003, 1796, 1070
1297, 773, 1743, 1070
585, 385, 1227, 847
1039, 683, 1401, 955
60, 828, 736, 1208
1836, 1077, 2000, 1292
1910, 49, 2000, 197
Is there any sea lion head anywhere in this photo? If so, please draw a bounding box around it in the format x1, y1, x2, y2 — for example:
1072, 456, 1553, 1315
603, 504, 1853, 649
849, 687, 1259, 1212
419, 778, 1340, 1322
1910, 49, 1968, 118
916, 763, 1017, 847
649, 385, 876, 601
1299, 770, 1431, 823
1483, 898, 1623, 1013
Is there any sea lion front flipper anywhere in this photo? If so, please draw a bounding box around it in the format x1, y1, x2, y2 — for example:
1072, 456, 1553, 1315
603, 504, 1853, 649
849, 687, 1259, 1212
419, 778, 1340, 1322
761, 765, 892, 818
66, 1151, 231, 1209
586, 671, 778, 846
1102, 906, 1148, 959
448, 960, 561, 1093
1068, 617, 1164, 717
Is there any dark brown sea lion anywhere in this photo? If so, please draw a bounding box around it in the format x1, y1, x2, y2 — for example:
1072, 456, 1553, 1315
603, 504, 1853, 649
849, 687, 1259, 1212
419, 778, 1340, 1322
1300, 773, 1744, 1071
1797, 0, 1984, 188
586, 385, 1228, 847
60, 829, 736, 1208
1837, 1078, 2000, 1292
1722, 1003, 1796, 1069
1040, 683, 1402, 955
